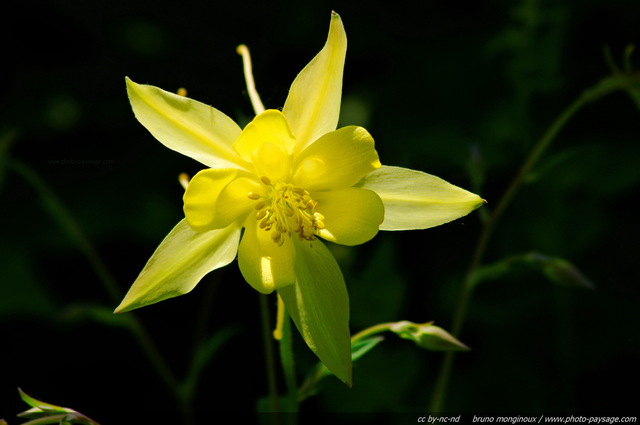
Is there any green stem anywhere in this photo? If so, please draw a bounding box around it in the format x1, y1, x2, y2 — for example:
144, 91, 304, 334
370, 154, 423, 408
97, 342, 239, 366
350, 323, 395, 342
429, 77, 621, 412
9, 159, 188, 418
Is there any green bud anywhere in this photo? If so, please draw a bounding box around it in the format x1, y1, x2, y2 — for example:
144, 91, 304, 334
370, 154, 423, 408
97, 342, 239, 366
389, 321, 470, 352
544, 257, 594, 289
17, 389, 100, 425
524, 253, 595, 289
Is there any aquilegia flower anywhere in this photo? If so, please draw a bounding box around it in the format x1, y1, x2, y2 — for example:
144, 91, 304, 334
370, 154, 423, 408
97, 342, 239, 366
115, 12, 484, 385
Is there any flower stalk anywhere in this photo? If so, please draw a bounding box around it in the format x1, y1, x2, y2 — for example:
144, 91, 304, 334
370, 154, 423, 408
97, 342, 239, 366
429, 67, 639, 412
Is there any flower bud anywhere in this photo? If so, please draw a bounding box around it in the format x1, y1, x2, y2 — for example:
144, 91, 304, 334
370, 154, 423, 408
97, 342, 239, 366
389, 321, 470, 352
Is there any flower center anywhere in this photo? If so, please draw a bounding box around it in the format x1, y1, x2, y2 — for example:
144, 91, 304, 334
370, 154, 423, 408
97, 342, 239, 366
248, 176, 325, 245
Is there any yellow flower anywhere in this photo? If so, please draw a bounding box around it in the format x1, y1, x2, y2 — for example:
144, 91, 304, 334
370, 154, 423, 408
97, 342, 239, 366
114, 12, 484, 385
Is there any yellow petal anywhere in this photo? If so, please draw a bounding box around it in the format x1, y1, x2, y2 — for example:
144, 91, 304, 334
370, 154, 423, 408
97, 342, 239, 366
283, 12, 347, 151
355, 166, 485, 230
292, 126, 380, 191
237, 220, 297, 294
278, 238, 352, 386
126, 77, 246, 169
183, 168, 239, 231
114, 220, 241, 313
232, 110, 295, 181
315, 187, 384, 246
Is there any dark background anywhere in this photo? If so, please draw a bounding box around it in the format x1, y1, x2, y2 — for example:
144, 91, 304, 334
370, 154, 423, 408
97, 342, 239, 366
1, 0, 639, 423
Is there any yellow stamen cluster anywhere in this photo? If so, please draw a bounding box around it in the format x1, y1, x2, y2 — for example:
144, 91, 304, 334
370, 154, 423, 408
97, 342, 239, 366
248, 176, 325, 246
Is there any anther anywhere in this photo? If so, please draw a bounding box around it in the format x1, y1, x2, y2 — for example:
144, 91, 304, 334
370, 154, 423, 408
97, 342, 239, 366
255, 180, 323, 245
178, 173, 190, 190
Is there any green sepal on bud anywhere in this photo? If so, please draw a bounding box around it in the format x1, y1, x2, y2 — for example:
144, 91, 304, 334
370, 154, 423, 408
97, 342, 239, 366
389, 321, 470, 352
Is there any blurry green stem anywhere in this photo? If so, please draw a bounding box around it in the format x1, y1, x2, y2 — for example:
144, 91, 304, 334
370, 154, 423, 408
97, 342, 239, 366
429, 76, 625, 412
11, 160, 122, 302
260, 294, 281, 414
350, 323, 394, 342
280, 308, 299, 417
9, 160, 189, 417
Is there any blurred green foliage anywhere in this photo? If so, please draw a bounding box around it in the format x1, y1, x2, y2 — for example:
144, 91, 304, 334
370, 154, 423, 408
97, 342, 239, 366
1, 0, 639, 423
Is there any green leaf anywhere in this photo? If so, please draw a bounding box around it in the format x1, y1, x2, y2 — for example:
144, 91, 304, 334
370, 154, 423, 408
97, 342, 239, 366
351, 336, 384, 362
